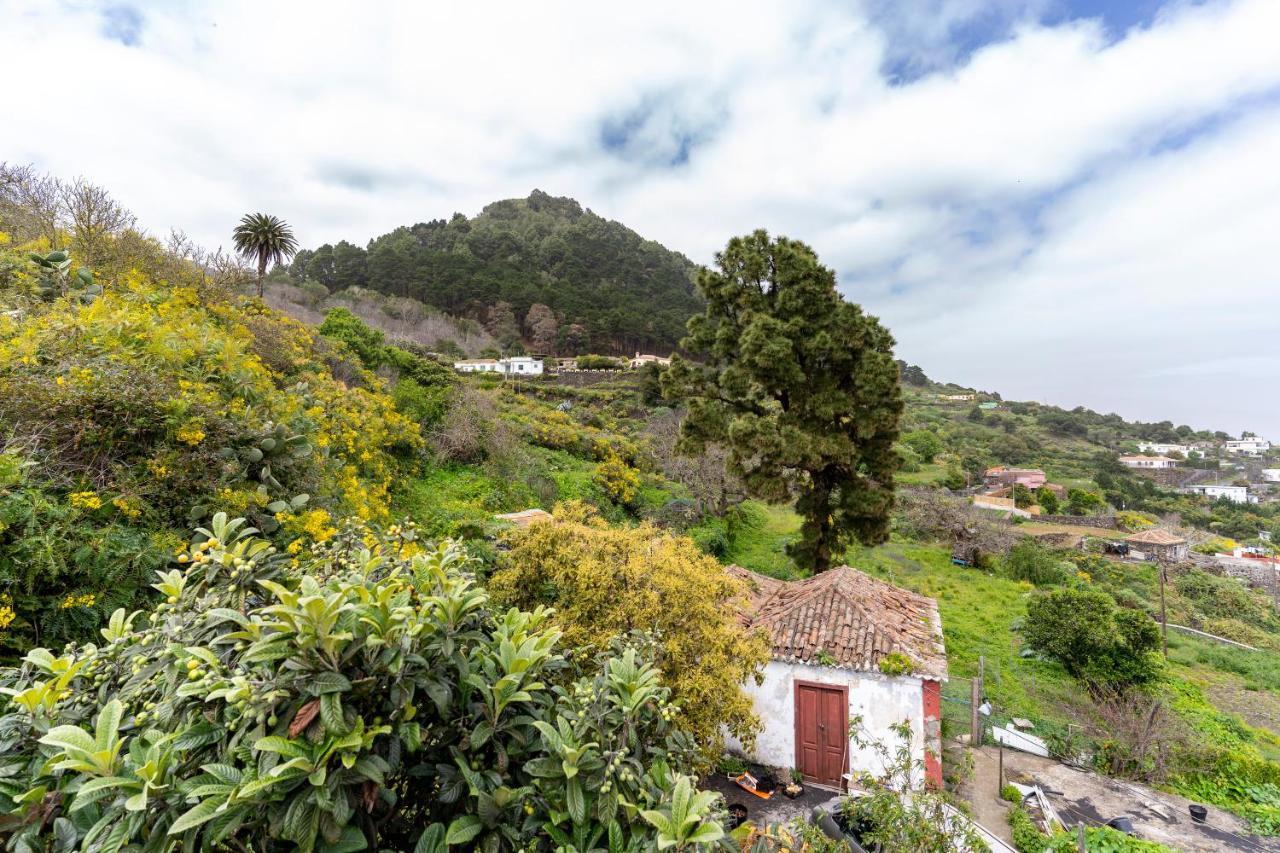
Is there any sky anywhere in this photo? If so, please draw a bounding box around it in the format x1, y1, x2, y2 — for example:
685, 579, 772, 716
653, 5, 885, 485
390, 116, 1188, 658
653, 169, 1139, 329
2, 0, 1278, 438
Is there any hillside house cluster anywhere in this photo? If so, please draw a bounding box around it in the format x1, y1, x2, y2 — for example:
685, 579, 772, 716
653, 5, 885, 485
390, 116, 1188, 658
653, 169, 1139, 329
628, 352, 672, 368
724, 565, 947, 789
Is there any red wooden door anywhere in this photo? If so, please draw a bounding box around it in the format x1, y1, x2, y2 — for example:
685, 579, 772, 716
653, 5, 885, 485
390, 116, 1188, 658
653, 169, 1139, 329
795, 681, 848, 787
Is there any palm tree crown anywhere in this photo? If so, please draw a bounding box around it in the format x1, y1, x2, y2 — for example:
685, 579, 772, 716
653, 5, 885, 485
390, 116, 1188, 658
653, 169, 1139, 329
232, 213, 298, 297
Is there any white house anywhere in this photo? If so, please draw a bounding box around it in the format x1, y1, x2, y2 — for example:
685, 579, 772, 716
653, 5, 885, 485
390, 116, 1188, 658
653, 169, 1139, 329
1225, 438, 1271, 455
724, 566, 947, 789
1263, 469, 1280, 483
1136, 442, 1189, 456
453, 356, 544, 375
1119, 455, 1177, 470
1183, 484, 1254, 504
628, 352, 672, 369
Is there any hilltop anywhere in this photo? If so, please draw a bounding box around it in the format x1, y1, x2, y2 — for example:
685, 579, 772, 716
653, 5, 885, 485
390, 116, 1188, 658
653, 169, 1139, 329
285, 190, 702, 356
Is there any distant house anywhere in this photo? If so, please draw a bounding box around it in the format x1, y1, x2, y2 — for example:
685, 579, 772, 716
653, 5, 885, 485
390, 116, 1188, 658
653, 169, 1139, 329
628, 352, 672, 369
1263, 469, 1280, 483
724, 566, 947, 789
939, 393, 976, 402
1119, 455, 1177, 470
977, 402, 999, 410
1124, 529, 1188, 561
1225, 438, 1271, 456
1183, 484, 1254, 504
1136, 442, 1189, 456
984, 466, 1046, 489
454, 356, 544, 376
453, 358, 500, 373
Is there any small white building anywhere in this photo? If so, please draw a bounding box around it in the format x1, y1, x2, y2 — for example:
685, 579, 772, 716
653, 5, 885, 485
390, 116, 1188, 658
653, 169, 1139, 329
628, 352, 672, 369
1263, 469, 1280, 483
724, 566, 947, 789
1184, 484, 1254, 504
1136, 442, 1189, 456
1120, 455, 1177, 470
939, 393, 975, 402
1225, 438, 1271, 455
453, 356, 543, 376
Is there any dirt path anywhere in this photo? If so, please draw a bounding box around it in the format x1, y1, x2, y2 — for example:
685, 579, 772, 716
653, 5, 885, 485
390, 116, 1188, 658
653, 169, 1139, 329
953, 741, 1016, 845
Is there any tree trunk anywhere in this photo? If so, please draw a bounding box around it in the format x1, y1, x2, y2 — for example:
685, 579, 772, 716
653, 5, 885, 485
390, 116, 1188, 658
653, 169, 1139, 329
256, 255, 267, 299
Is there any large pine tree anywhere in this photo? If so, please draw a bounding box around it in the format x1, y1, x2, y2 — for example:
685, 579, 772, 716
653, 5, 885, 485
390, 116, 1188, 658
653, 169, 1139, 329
664, 231, 903, 572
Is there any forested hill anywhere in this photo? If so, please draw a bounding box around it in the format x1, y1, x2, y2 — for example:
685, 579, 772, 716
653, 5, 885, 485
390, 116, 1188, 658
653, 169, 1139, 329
287, 190, 702, 355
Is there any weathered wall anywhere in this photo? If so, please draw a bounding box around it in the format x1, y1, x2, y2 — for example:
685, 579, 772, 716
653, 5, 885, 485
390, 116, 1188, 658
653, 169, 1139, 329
1037, 514, 1119, 529
724, 660, 928, 784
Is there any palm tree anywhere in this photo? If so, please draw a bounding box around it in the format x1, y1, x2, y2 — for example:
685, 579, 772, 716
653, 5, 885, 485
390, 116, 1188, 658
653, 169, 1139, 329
232, 213, 298, 298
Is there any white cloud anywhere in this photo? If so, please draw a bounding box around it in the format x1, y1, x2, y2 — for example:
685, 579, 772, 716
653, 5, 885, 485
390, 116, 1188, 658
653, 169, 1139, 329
1, 0, 1278, 435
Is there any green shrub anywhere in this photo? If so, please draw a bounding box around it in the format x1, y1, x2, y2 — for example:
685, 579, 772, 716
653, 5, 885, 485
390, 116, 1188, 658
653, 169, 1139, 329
0, 514, 724, 851
1007, 802, 1048, 852
1023, 587, 1162, 687
1002, 540, 1071, 587
575, 354, 624, 370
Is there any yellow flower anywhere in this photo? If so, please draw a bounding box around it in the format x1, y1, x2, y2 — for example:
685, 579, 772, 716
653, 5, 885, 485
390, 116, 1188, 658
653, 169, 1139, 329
0, 605, 15, 630
69, 491, 103, 510
176, 420, 206, 446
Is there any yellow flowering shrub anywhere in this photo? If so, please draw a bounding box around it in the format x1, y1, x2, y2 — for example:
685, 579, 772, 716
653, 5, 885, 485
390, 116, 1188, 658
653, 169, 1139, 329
489, 502, 769, 759
593, 452, 641, 506
0, 247, 419, 527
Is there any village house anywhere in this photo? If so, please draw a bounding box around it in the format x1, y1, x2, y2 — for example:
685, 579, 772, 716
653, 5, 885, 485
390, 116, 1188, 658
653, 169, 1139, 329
1136, 442, 1190, 456
1263, 469, 1280, 483
628, 352, 672, 369
1123, 529, 1189, 561
939, 393, 976, 402
1225, 437, 1271, 455
1119, 455, 1178, 470
453, 356, 544, 375
983, 466, 1047, 489
1183, 483, 1255, 504
724, 565, 947, 789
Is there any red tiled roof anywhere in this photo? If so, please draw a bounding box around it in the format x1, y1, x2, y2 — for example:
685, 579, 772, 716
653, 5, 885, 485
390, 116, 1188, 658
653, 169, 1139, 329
728, 565, 947, 680
1124, 528, 1186, 546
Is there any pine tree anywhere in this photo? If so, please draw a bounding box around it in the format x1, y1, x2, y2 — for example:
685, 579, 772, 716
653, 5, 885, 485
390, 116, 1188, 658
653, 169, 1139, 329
664, 231, 903, 572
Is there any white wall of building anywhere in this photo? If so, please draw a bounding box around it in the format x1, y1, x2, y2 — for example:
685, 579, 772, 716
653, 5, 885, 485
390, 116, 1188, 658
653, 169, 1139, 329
1188, 485, 1251, 503
1261, 469, 1280, 483
723, 660, 927, 783
1137, 443, 1189, 456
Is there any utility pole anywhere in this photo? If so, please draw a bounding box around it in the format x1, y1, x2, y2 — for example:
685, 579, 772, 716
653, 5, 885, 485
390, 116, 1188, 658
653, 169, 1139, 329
1158, 560, 1169, 659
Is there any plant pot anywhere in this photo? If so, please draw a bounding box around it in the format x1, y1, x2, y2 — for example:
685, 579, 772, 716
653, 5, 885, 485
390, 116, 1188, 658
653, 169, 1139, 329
727, 803, 748, 829
1189, 804, 1208, 824
783, 783, 805, 799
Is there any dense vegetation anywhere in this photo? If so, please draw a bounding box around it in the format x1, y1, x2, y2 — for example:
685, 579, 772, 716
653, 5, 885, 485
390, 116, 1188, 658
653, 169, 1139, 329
288, 190, 702, 355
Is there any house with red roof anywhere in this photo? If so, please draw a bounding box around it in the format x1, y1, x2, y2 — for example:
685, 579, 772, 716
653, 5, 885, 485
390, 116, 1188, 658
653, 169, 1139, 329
724, 565, 948, 789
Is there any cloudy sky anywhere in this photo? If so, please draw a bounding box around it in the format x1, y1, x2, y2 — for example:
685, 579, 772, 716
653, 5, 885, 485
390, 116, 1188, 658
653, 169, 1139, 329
3, 0, 1278, 437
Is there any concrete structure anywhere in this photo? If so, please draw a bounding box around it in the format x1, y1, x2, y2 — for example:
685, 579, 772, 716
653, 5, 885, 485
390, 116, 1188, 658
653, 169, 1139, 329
493, 508, 552, 528
1225, 437, 1271, 455
628, 352, 672, 369
453, 356, 544, 375
973, 495, 1034, 518
1136, 442, 1190, 456
939, 393, 976, 401
724, 566, 947, 789
983, 466, 1047, 489
1262, 469, 1280, 483
1183, 484, 1254, 504
1124, 529, 1189, 561
1119, 455, 1178, 470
